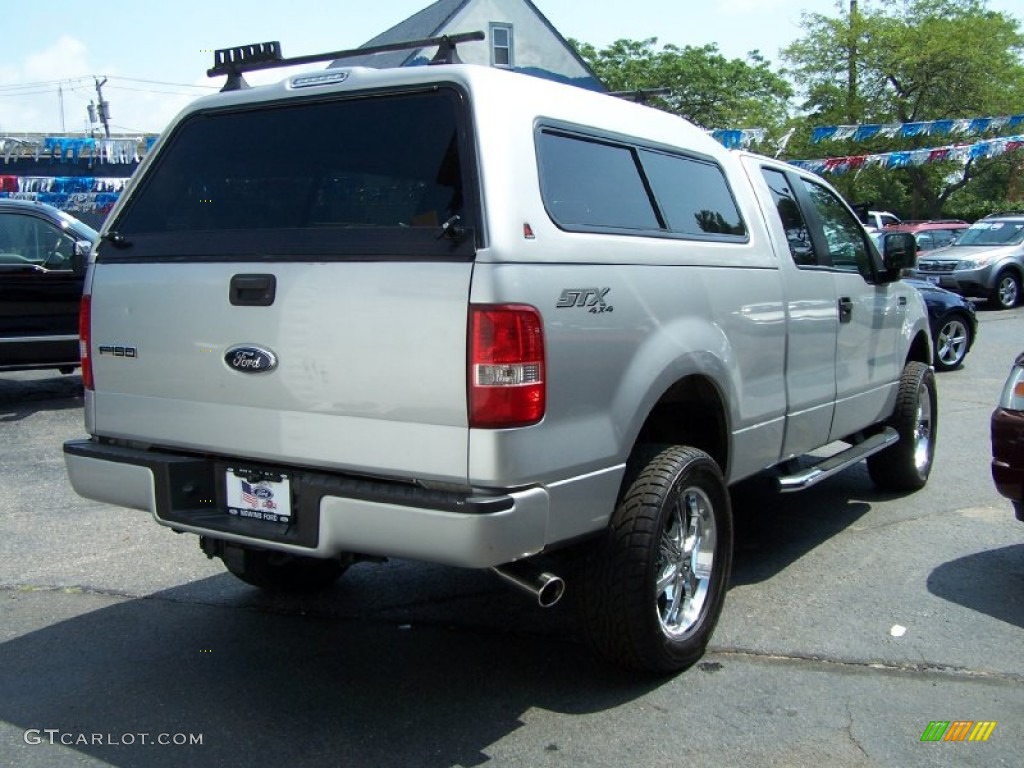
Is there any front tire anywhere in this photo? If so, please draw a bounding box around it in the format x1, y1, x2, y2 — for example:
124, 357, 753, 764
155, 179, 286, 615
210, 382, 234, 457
867, 362, 937, 491
991, 269, 1021, 309
578, 445, 733, 672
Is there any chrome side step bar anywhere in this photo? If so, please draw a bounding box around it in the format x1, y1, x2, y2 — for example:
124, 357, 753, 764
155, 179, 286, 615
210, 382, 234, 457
777, 427, 899, 493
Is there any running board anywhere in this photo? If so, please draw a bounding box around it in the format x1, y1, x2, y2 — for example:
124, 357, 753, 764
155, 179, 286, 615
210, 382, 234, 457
776, 427, 899, 493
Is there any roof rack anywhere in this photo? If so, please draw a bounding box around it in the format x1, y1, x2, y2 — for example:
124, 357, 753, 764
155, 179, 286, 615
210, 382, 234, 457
609, 88, 671, 104
208, 31, 486, 92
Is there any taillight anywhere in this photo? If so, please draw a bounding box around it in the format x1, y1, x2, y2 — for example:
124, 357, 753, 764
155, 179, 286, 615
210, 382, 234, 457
79, 294, 93, 390
469, 304, 545, 428
998, 362, 1024, 411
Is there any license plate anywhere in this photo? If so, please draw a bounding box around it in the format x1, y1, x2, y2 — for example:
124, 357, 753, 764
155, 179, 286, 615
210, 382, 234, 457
225, 468, 292, 523
925, 275, 940, 284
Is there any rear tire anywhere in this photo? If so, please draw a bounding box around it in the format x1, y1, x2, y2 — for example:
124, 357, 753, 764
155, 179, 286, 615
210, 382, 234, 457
222, 547, 349, 593
578, 445, 733, 672
867, 362, 937, 491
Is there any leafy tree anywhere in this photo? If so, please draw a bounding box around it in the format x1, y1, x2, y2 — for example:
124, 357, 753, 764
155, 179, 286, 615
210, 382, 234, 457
570, 38, 793, 137
783, 0, 1024, 218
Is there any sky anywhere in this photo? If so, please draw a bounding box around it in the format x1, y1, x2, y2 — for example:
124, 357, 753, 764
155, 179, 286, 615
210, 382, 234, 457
1, 0, 1021, 135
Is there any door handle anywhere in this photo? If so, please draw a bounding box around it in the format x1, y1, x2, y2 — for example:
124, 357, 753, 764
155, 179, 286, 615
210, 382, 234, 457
229, 274, 276, 306
838, 297, 853, 324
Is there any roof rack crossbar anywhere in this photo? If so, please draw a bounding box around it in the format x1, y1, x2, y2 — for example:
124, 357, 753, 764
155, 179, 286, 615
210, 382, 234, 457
208, 31, 486, 91
609, 87, 671, 104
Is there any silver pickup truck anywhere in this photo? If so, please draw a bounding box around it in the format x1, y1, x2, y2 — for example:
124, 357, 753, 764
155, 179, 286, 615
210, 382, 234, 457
64, 37, 935, 673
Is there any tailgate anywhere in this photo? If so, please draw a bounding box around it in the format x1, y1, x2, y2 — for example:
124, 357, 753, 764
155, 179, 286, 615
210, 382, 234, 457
85, 84, 479, 484
88, 260, 473, 483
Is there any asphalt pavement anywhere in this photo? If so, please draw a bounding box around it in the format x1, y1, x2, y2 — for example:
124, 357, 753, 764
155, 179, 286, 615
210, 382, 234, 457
1, 304, 1022, 767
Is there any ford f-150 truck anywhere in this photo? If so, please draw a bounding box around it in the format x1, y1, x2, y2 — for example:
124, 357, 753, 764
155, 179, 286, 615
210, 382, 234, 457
64, 35, 935, 672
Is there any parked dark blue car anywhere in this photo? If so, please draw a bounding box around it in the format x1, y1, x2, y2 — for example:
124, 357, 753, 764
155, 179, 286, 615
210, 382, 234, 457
904, 277, 977, 371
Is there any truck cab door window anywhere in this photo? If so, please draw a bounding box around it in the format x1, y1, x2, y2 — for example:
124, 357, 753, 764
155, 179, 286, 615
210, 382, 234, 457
798, 178, 872, 278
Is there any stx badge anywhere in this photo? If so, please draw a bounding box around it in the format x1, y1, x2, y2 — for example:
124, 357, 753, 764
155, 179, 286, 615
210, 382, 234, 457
557, 288, 613, 314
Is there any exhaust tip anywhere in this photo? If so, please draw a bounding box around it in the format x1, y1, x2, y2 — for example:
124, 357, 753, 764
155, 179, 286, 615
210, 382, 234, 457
491, 562, 566, 608
535, 573, 566, 608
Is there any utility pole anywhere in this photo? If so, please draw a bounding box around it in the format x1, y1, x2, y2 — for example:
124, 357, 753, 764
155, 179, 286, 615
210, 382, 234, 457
93, 76, 111, 138
848, 0, 859, 124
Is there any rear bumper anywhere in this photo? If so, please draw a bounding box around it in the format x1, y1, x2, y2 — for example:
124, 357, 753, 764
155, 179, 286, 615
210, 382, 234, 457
63, 438, 550, 567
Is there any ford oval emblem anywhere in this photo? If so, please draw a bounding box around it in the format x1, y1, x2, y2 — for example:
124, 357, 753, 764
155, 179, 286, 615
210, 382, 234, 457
225, 345, 278, 374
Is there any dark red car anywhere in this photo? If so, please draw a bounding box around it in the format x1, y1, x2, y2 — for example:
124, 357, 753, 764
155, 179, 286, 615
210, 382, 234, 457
991, 351, 1024, 522
884, 219, 969, 255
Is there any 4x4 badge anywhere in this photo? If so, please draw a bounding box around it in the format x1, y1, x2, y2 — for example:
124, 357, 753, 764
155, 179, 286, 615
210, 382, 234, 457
224, 345, 277, 374
557, 288, 613, 313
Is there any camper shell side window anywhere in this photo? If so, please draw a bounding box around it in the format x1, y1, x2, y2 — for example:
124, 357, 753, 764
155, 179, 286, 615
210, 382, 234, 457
536, 125, 747, 242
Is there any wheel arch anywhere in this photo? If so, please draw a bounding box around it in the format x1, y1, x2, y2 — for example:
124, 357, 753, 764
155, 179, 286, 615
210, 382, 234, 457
632, 374, 730, 480
999, 261, 1024, 281
908, 326, 932, 367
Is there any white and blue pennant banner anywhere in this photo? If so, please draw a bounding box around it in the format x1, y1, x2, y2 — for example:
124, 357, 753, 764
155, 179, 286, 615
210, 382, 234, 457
708, 128, 767, 149
812, 114, 1024, 144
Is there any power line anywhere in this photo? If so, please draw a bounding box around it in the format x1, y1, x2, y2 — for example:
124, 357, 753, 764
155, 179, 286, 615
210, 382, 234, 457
104, 84, 214, 96
0, 75, 216, 98
0, 77, 92, 91
105, 75, 218, 90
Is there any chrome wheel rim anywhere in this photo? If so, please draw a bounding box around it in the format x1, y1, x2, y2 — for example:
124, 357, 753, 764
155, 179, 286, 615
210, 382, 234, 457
913, 382, 934, 474
936, 319, 968, 367
656, 486, 716, 637
999, 276, 1018, 307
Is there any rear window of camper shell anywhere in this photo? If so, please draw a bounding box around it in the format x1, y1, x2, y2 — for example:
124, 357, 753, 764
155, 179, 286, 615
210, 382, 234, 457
103, 87, 477, 261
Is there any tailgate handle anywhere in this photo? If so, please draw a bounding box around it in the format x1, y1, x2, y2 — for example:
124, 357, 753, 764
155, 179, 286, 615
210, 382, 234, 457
230, 274, 276, 306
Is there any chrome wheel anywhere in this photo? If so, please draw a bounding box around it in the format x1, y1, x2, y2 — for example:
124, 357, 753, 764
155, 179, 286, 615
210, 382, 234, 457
867, 361, 937, 491
578, 445, 732, 671
912, 379, 934, 476
657, 486, 716, 637
994, 272, 1020, 309
934, 317, 969, 370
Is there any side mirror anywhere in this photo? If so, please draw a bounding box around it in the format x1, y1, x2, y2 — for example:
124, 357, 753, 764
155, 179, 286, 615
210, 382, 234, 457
879, 232, 917, 280
71, 240, 92, 276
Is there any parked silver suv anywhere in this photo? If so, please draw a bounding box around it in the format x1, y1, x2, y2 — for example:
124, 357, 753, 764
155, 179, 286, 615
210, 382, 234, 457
915, 213, 1024, 309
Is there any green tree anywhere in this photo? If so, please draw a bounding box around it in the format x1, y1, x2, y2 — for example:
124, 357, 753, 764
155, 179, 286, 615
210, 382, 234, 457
783, 0, 1024, 218
571, 38, 792, 137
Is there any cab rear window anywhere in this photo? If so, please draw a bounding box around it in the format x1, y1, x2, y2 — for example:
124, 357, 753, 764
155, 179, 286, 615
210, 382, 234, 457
106, 88, 475, 260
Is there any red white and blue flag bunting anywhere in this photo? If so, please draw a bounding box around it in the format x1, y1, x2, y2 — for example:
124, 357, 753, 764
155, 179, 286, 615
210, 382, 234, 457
789, 134, 1024, 175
